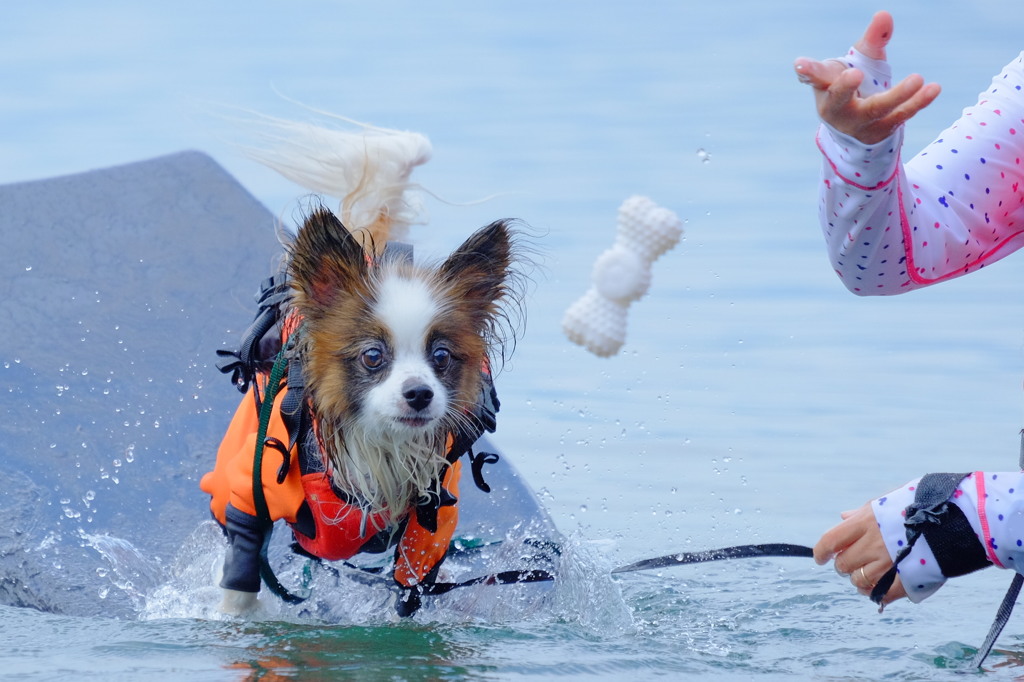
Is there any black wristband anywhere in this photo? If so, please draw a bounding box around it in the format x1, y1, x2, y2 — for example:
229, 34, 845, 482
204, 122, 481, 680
921, 499, 991, 578
872, 472, 984, 605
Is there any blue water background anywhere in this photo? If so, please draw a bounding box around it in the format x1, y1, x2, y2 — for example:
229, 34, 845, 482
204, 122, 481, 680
4, 0, 1024, 678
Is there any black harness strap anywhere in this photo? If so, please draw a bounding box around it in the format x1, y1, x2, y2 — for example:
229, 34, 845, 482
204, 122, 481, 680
216, 275, 290, 396
469, 450, 500, 494
413, 368, 502, 533
278, 337, 309, 456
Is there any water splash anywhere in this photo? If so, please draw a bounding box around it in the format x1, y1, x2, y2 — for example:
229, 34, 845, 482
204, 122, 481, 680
82, 531, 164, 610
136, 520, 633, 634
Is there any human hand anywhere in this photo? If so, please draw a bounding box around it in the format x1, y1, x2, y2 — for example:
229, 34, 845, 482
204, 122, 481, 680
793, 10, 941, 144
814, 502, 907, 604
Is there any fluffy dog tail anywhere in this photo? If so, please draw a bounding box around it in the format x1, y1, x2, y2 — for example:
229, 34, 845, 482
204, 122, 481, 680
245, 114, 432, 251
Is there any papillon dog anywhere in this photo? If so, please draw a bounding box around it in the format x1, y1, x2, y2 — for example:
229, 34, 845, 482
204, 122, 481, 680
209, 118, 524, 616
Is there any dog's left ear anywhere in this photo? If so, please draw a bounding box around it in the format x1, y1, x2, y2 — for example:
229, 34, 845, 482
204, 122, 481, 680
440, 220, 513, 305
289, 206, 369, 321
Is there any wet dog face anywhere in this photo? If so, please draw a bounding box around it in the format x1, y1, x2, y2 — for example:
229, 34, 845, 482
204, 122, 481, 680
287, 207, 516, 512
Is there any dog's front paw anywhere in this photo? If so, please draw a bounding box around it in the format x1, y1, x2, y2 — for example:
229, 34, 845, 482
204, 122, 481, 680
220, 588, 259, 616
395, 586, 422, 617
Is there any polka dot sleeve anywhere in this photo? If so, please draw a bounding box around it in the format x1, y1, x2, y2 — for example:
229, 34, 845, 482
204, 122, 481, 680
872, 478, 946, 603
874, 472, 1024, 603
817, 52, 1024, 295
955, 471, 1024, 573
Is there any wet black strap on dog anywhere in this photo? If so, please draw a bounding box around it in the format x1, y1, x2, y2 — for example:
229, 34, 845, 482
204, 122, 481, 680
610, 542, 814, 574
216, 274, 290, 397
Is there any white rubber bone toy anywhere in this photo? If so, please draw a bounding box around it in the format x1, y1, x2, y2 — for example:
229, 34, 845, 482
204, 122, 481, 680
562, 195, 683, 357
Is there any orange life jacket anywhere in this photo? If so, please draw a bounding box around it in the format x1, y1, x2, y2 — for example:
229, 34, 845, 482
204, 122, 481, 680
204, 273, 497, 598
200, 377, 462, 588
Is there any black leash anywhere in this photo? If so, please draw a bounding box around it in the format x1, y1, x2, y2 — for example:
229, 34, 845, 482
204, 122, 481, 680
611, 542, 813, 574
611, 532, 1019, 670
262, 541, 813, 605
609, 539, 1019, 670
419, 569, 556, 596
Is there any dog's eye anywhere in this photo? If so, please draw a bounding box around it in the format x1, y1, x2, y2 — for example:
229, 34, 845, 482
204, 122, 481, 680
361, 348, 385, 370
432, 347, 451, 371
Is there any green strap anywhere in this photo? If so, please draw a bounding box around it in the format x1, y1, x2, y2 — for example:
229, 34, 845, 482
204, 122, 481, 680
259, 531, 311, 604
252, 349, 289, 523
250, 347, 312, 604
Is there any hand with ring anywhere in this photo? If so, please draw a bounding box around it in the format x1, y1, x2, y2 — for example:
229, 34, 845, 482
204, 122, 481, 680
815, 502, 907, 604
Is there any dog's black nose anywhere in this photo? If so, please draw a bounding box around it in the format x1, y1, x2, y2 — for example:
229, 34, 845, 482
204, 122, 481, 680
403, 383, 434, 412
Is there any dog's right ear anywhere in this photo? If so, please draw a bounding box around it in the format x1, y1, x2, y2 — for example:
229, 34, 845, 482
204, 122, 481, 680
439, 219, 514, 308
289, 206, 368, 320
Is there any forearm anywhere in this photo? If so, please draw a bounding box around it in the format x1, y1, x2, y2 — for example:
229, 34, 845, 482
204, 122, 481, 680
817, 123, 916, 295
817, 51, 1024, 295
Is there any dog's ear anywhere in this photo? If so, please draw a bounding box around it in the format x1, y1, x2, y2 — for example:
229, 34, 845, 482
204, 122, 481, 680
439, 219, 513, 307
289, 206, 368, 319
